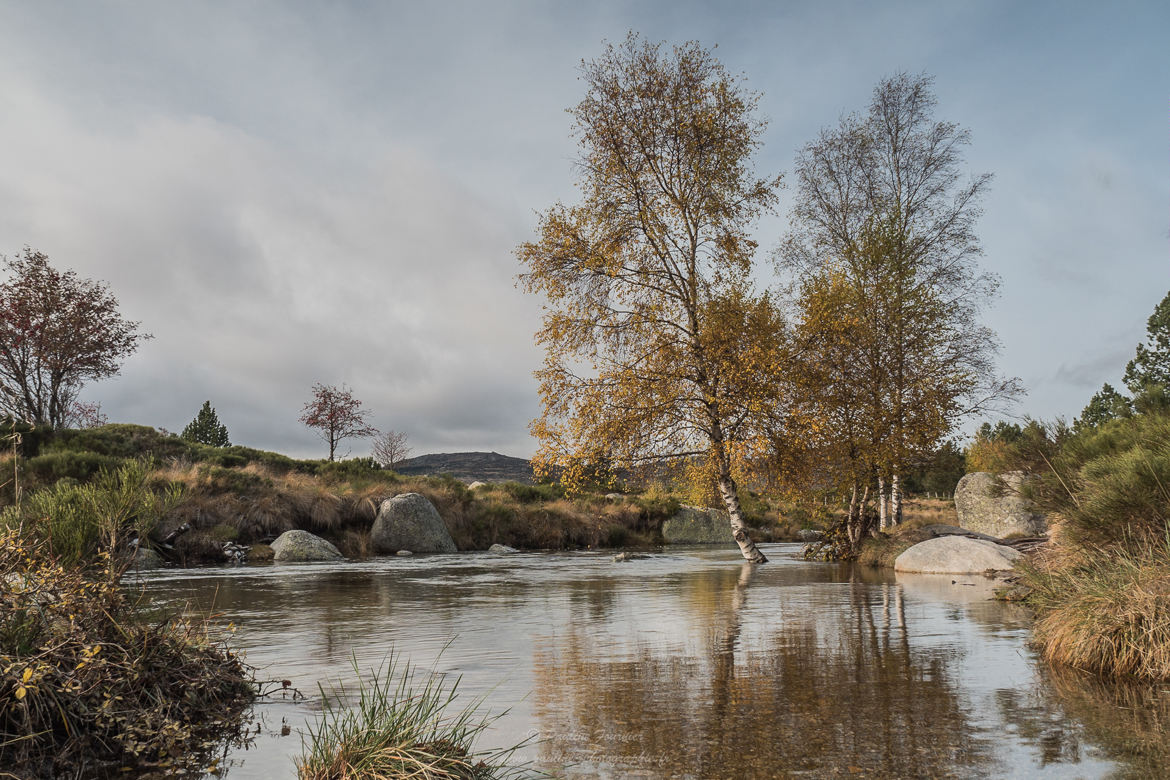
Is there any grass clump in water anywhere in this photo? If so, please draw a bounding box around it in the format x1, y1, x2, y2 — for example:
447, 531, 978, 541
1024, 538, 1170, 681
298, 654, 529, 779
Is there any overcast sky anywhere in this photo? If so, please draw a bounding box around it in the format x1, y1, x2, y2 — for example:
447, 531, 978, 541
0, 1, 1166, 459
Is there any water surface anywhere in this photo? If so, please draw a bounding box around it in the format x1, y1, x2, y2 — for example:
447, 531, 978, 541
133, 544, 1169, 778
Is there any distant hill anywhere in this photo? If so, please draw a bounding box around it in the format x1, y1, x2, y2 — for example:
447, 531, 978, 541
393, 451, 533, 484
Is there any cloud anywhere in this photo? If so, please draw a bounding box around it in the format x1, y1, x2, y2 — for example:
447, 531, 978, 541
1, 0, 1168, 457
0, 67, 544, 458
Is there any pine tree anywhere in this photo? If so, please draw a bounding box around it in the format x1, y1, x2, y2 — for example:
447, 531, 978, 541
181, 401, 230, 447
1123, 290, 1170, 394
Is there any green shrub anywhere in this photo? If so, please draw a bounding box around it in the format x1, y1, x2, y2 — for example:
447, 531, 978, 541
202, 450, 250, 469
315, 457, 384, 482
1032, 411, 1170, 548
2, 460, 180, 567
502, 481, 562, 503
197, 464, 270, 494
22, 451, 125, 486
47, 424, 198, 461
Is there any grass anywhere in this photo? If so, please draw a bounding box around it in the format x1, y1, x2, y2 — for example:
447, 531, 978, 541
0, 529, 255, 776
1023, 537, 1170, 681
297, 654, 530, 780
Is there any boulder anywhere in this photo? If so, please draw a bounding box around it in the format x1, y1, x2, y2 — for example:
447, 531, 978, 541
271, 530, 343, 562
955, 472, 1047, 538
797, 529, 823, 542
132, 547, 165, 570
488, 543, 519, 554
396, 550, 413, 556
662, 506, 735, 544
605, 493, 625, 502
371, 493, 457, 554
894, 535, 1022, 574
613, 551, 651, 562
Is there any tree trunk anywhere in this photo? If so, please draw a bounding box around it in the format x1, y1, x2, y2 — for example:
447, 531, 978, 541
891, 473, 903, 526
716, 472, 767, 563
878, 475, 888, 532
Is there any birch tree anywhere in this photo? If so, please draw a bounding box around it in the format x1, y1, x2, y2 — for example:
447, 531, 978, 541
518, 34, 785, 563
786, 73, 1018, 546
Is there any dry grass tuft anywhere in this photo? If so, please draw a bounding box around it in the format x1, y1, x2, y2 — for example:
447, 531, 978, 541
1025, 538, 1170, 681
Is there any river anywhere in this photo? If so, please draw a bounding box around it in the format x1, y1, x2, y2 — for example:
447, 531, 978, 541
132, 543, 1170, 778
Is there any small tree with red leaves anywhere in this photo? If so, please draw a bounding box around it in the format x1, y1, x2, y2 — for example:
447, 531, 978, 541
0, 249, 149, 427
299, 383, 376, 461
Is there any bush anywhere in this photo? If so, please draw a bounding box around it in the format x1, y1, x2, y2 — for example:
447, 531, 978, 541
297, 654, 527, 780
315, 457, 384, 482
501, 481, 562, 503
22, 451, 125, 486
0, 530, 255, 776
1032, 411, 1170, 548
46, 423, 199, 461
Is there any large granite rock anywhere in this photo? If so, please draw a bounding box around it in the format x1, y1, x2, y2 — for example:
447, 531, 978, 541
271, 530, 343, 562
894, 535, 1021, 574
371, 493, 457, 554
955, 472, 1047, 538
662, 505, 735, 544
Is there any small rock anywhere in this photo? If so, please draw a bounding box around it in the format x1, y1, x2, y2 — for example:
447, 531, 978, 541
488, 544, 519, 553
468, 481, 488, 490
605, 493, 625, 502
797, 529, 822, 542
271, 530, 344, 562
396, 550, 413, 556
249, 543, 275, 562
662, 506, 735, 544
995, 584, 1034, 601
613, 551, 651, 562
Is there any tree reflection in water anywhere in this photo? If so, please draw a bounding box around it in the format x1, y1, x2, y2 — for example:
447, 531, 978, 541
998, 665, 1170, 778
532, 564, 995, 777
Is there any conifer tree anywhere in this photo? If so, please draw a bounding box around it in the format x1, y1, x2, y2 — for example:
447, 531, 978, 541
1123, 290, 1170, 394
181, 400, 230, 447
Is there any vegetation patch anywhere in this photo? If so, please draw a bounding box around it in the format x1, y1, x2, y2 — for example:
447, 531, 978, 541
297, 654, 527, 779
0, 530, 255, 777
1025, 540, 1170, 681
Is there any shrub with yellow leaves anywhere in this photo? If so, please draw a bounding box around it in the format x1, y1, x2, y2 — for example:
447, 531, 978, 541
0, 529, 254, 777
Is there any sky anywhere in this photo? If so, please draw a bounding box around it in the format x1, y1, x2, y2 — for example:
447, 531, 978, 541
0, 1, 1166, 459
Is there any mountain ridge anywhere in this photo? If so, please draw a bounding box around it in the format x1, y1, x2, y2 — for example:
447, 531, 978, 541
393, 451, 533, 484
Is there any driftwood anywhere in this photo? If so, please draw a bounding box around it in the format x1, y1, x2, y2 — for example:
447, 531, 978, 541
919, 523, 1048, 553
158, 522, 192, 549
